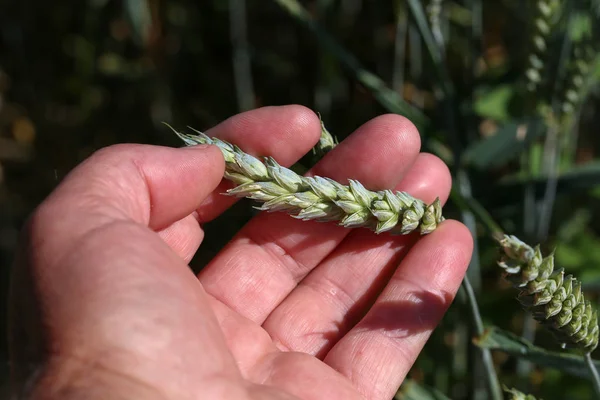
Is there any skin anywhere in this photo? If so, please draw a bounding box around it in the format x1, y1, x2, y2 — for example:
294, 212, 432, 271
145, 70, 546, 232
9, 106, 473, 400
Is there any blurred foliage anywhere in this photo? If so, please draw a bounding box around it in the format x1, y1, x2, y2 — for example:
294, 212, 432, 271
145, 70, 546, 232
1, 0, 600, 399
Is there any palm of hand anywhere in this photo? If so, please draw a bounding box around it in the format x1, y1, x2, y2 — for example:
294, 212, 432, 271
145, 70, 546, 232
9, 106, 471, 400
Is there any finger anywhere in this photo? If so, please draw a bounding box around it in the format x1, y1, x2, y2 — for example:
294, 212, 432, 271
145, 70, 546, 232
32, 144, 225, 269
194, 105, 322, 222
262, 153, 452, 357
157, 213, 204, 264
200, 114, 421, 324
323, 220, 473, 400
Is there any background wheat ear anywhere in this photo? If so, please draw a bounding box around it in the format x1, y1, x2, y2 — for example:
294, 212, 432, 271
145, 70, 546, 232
503, 385, 541, 400
497, 235, 599, 352
524, 0, 562, 94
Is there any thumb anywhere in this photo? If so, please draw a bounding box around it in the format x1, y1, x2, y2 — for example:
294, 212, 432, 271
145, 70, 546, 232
47, 142, 226, 231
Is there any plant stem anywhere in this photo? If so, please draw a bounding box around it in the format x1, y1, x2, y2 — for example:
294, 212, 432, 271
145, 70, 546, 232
405, 0, 454, 100
585, 352, 600, 397
463, 2, 484, 397
392, 0, 408, 94
229, 0, 255, 112
449, 187, 504, 239
457, 171, 485, 400
461, 276, 503, 400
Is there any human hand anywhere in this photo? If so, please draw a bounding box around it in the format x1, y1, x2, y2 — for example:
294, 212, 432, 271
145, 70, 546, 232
9, 106, 473, 400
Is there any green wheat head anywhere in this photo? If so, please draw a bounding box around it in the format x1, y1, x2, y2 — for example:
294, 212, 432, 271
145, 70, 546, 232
503, 385, 541, 400
498, 235, 599, 352
525, 0, 561, 93
168, 124, 444, 236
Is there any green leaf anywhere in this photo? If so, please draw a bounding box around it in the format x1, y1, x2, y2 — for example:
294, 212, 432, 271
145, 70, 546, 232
463, 119, 546, 169
474, 326, 600, 379
503, 385, 540, 400
473, 160, 600, 212
474, 85, 514, 121
395, 379, 452, 400
555, 243, 587, 270
569, 11, 592, 42
501, 160, 600, 192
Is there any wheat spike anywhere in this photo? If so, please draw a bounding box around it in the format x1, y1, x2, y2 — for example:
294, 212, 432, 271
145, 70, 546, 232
503, 386, 540, 400
525, 0, 561, 92
498, 235, 599, 352
168, 125, 444, 235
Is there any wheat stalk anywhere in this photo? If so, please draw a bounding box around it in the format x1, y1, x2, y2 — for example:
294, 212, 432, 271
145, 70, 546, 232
498, 235, 599, 352
167, 124, 444, 235
426, 0, 444, 52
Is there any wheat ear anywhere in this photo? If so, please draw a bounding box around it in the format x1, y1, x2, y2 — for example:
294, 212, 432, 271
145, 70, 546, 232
498, 235, 599, 352
503, 386, 540, 400
524, 0, 561, 92
168, 125, 444, 235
